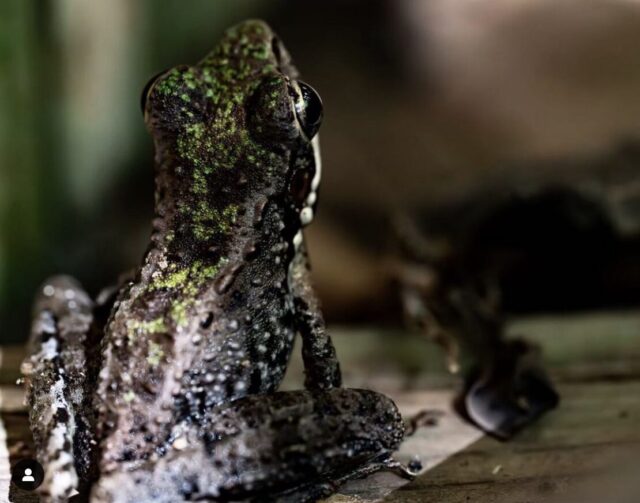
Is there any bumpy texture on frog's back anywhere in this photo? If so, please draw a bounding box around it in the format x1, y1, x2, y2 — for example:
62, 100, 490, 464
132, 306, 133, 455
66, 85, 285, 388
94, 20, 313, 473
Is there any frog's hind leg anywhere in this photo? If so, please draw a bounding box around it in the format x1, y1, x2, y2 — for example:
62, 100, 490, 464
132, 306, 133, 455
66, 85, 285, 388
21, 276, 97, 501
213, 388, 407, 502
91, 388, 409, 502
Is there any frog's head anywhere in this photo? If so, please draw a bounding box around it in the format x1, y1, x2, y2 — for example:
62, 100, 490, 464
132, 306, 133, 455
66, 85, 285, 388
141, 20, 323, 248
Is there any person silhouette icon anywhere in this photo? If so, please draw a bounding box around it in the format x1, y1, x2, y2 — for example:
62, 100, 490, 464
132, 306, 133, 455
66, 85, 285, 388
21, 468, 35, 483
11, 459, 44, 491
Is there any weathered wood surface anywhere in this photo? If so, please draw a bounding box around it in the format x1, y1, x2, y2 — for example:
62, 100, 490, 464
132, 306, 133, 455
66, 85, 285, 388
1, 310, 639, 502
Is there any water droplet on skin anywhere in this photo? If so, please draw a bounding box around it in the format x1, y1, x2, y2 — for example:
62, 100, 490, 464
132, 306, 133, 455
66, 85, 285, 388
192, 334, 202, 345
228, 319, 238, 331
234, 381, 246, 391
257, 345, 267, 353
43, 285, 55, 297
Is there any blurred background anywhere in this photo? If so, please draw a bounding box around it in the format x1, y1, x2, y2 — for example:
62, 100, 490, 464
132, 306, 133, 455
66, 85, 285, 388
1, 0, 640, 343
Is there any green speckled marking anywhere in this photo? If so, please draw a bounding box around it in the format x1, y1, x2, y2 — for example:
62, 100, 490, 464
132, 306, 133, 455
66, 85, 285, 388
139, 20, 287, 335
147, 341, 165, 367
126, 317, 168, 342
170, 300, 190, 327
151, 258, 228, 292
152, 268, 190, 290
190, 202, 239, 241
146, 257, 230, 327
149, 21, 283, 247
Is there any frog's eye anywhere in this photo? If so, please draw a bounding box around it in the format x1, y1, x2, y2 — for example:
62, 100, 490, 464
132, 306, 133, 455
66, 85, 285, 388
140, 69, 168, 115
292, 81, 323, 140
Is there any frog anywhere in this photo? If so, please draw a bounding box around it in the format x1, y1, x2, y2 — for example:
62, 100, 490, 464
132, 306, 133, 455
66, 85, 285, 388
20, 20, 414, 503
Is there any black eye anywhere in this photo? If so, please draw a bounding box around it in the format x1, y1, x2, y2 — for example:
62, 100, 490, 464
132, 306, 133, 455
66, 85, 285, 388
294, 81, 323, 140
140, 70, 168, 115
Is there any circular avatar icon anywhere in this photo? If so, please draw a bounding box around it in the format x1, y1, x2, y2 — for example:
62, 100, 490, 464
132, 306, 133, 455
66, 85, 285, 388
11, 458, 44, 491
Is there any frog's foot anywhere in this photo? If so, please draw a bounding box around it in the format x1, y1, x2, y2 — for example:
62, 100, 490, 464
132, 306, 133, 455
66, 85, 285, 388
259, 456, 417, 503
329, 455, 418, 486
404, 409, 445, 437
457, 338, 559, 440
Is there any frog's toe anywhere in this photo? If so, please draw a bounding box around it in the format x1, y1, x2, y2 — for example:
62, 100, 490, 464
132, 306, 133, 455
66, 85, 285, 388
458, 339, 559, 440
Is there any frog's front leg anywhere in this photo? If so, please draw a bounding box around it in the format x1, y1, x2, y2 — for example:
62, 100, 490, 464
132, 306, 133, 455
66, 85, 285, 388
283, 242, 416, 495
289, 241, 341, 391
21, 276, 96, 501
